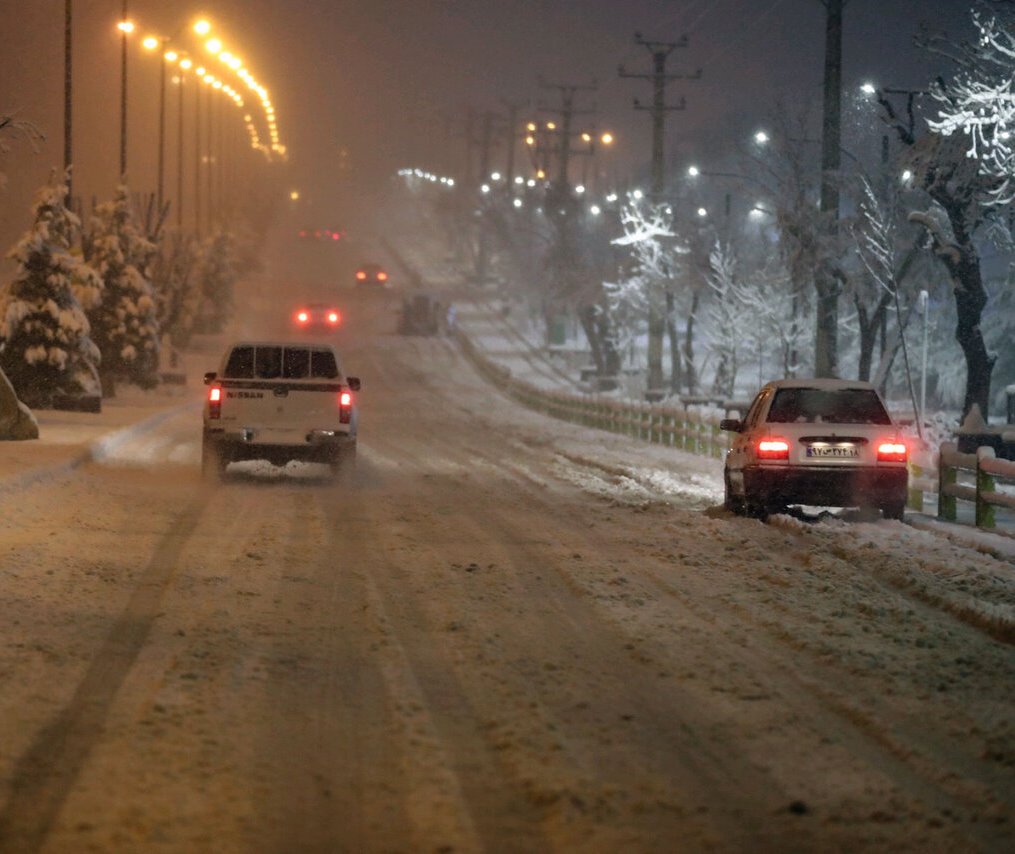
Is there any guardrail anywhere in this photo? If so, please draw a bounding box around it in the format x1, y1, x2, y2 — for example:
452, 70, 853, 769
457, 329, 730, 458
937, 442, 1015, 530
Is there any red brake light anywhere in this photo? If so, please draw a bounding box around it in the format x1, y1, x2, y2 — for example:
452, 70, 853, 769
328, 311, 340, 324
339, 390, 352, 423
377, 271, 388, 281
356, 271, 366, 280
296, 311, 309, 323
757, 438, 790, 460
877, 441, 907, 463
331, 232, 340, 241
208, 386, 222, 419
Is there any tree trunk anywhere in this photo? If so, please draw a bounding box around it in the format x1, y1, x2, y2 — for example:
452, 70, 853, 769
682, 289, 700, 395
665, 290, 682, 393
950, 241, 994, 421
646, 307, 665, 391
854, 289, 890, 382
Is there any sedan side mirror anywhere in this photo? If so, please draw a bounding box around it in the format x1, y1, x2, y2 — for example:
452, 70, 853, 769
347, 377, 361, 391
203, 371, 217, 385
719, 418, 742, 432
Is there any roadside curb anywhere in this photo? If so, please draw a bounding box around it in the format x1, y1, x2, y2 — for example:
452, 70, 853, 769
905, 512, 1015, 564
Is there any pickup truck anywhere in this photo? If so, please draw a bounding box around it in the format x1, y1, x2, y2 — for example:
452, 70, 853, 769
202, 341, 360, 480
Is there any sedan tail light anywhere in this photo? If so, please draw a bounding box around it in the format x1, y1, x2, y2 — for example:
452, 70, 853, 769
296, 310, 309, 324
377, 271, 388, 281
877, 441, 907, 463
208, 385, 222, 419
757, 438, 790, 460
339, 390, 352, 423
327, 311, 340, 324
356, 271, 366, 280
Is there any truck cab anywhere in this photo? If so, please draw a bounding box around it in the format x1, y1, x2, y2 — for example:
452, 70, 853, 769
202, 341, 360, 480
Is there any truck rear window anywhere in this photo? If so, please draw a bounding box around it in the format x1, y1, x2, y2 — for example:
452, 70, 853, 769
223, 346, 340, 380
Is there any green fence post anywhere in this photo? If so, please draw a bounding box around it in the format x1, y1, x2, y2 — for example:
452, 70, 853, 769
938, 442, 957, 522
907, 461, 923, 512
976, 447, 997, 529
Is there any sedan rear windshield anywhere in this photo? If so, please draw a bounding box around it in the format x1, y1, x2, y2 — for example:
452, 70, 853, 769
224, 346, 340, 380
766, 388, 892, 425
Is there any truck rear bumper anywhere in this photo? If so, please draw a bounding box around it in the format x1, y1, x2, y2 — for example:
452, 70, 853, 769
204, 427, 354, 465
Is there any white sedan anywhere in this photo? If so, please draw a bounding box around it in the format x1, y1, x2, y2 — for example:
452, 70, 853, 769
721, 378, 909, 520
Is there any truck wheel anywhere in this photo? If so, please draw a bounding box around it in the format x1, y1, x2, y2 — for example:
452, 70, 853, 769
329, 443, 357, 480
201, 437, 227, 482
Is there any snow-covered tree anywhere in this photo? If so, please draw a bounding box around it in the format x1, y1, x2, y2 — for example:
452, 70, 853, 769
151, 233, 201, 349
927, 4, 1015, 205
0, 172, 101, 407
879, 47, 1009, 421
194, 229, 237, 333
704, 241, 744, 397
0, 113, 44, 192
610, 194, 689, 391
853, 177, 923, 431
85, 185, 160, 394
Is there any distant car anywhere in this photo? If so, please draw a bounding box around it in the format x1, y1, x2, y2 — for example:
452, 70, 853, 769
202, 340, 360, 480
292, 303, 342, 333
355, 263, 389, 287
721, 379, 909, 520
299, 227, 344, 243
398, 293, 441, 336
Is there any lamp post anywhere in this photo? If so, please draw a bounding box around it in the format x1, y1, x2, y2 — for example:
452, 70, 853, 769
116, 6, 134, 179
919, 289, 929, 429
64, 0, 73, 201
142, 36, 170, 212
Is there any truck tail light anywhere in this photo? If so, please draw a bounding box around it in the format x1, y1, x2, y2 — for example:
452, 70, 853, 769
757, 438, 790, 460
339, 390, 352, 423
208, 386, 222, 419
877, 441, 907, 463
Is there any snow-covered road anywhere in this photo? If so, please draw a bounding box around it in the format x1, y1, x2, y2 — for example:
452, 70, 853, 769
0, 286, 1012, 852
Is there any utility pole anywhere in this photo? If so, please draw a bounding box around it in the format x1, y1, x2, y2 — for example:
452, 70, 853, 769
620, 33, 699, 396
63, 0, 72, 202
815, 0, 843, 378
538, 81, 597, 191
500, 99, 524, 186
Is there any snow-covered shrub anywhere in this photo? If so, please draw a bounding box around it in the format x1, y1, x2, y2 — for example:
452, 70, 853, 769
0, 172, 101, 407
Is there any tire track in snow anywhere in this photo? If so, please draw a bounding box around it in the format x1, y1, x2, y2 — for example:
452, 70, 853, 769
0, 493, 210, 854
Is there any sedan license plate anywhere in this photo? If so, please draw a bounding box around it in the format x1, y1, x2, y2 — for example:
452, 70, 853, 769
806, 443, 859, 459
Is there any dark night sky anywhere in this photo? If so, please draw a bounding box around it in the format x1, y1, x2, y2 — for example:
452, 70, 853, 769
0, 0, 977, 261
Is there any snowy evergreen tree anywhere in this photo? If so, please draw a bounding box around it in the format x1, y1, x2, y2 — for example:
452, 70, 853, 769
0, 172, 101, 408
194, 230, 237, 334
151, 233, 201, 349
85, 185, 160, 394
